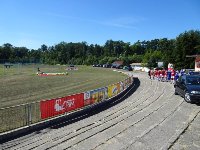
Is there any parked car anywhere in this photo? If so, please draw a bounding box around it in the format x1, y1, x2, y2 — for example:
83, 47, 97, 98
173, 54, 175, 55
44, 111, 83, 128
123, 66, 133, 71
103, 64, 111, 68
116, 65, 123, 69
189, 71, 200, 75
174, 74, 200, 103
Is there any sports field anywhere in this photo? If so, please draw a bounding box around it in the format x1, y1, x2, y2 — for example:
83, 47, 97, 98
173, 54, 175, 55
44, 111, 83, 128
0, 64, 127, 108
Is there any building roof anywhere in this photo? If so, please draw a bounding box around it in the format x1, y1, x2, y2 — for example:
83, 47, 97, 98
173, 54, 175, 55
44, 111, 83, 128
112, 61, 124, 65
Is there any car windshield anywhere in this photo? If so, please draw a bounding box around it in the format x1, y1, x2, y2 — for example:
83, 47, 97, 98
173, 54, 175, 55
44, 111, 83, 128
186, 76, 200, 85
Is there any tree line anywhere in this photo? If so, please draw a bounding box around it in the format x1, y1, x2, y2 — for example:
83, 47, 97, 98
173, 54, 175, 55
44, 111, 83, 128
0, 30, 200, 70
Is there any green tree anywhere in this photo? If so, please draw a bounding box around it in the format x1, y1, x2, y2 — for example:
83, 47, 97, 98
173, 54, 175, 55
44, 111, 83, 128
1, 43, 13, 61
130, 40, 146, 55
143, 50, 162, 68
173, 30, 200, 69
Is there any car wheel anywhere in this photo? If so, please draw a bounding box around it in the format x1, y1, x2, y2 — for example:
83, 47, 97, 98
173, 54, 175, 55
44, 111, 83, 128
184, 92, 192, 103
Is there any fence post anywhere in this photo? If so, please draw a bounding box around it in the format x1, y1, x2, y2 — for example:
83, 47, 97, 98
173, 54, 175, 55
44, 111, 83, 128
26, 104, 32, 126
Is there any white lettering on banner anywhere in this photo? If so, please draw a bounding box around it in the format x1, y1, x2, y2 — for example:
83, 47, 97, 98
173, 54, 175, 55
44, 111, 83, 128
66, 99, 75, 107
54, 98, 75, 112
55, 99, 64, 111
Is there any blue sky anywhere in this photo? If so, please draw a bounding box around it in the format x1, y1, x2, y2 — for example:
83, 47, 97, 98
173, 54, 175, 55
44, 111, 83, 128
0, 0, 199, 49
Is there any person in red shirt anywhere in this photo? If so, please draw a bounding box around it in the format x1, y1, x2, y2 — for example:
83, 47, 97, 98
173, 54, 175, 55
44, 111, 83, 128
161, 69, 165, 81
165, 69, 167, 81
171, 69, 175, 84
154, 70, 158, 79
158, 69, 162, 81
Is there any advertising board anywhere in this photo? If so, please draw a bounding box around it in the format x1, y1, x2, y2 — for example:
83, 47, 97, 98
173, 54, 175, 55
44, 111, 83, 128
84, 87, 108, 106
108, 83, 120, 98
40, 93, 84, 119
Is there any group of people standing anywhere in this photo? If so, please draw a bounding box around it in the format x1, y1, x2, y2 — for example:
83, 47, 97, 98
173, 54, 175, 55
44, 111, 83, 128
148, 68, 185, 83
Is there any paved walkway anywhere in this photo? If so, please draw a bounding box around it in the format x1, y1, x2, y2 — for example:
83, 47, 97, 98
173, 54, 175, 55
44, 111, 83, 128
1, 72, 200, 150
170, 108, 200, 150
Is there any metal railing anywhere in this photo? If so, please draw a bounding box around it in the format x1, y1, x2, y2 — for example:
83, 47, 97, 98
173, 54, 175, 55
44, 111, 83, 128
0, 102, 40, 133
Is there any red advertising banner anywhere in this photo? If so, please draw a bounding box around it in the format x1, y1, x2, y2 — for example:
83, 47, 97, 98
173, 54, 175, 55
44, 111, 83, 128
40, 93, 84, 119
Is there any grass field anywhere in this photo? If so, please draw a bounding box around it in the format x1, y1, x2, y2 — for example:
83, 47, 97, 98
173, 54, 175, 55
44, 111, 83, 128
0, 64, 127, 108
